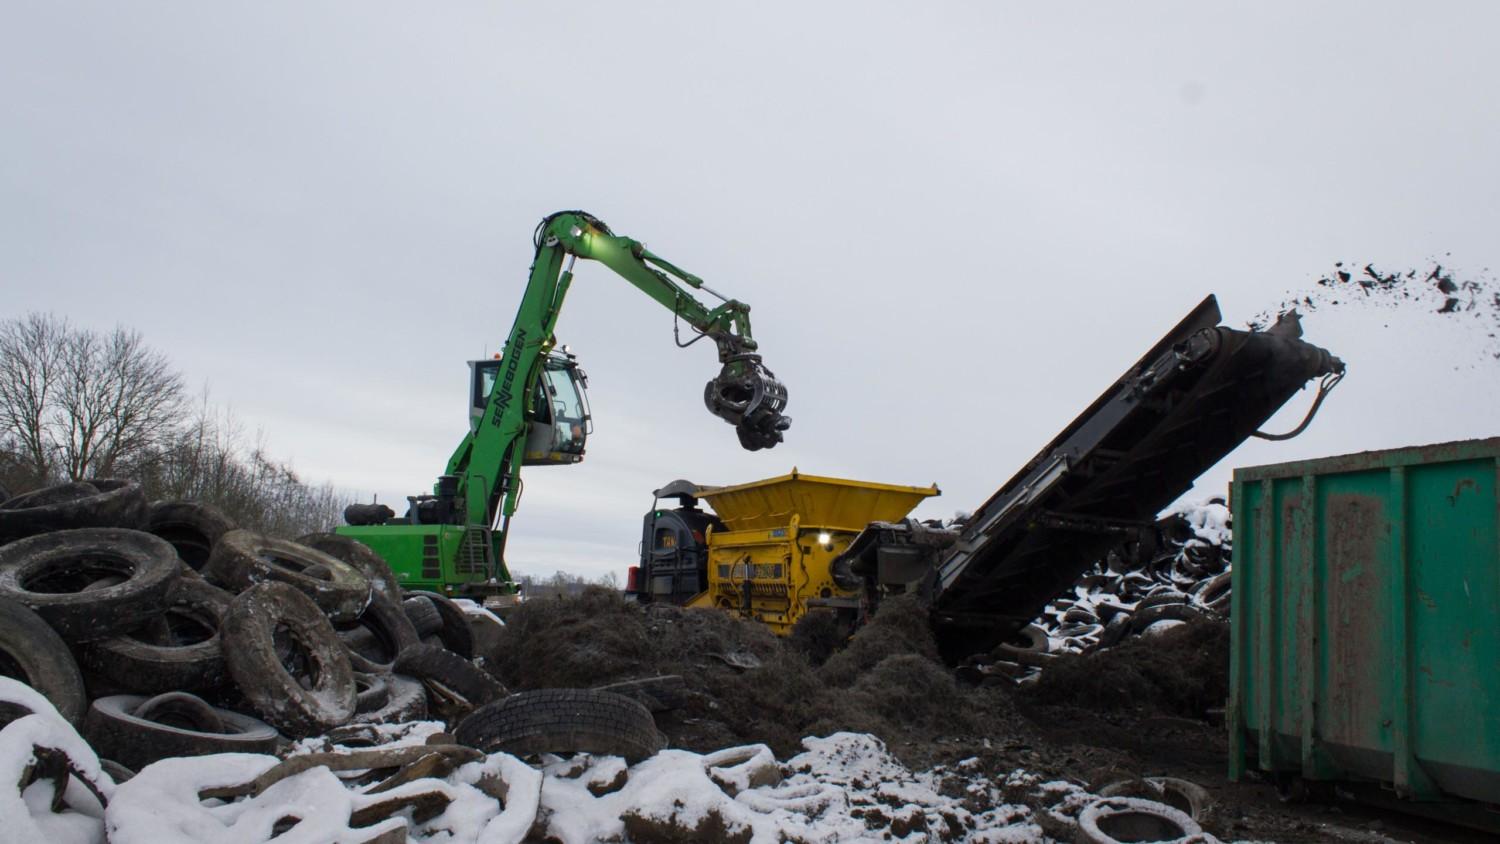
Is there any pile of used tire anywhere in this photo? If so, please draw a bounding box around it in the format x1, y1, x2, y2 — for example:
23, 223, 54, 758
0, 478, 551, 780
962, 501, 1232, 683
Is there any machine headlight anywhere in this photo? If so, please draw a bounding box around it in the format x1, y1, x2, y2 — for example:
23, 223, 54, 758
817, 532, 832, 546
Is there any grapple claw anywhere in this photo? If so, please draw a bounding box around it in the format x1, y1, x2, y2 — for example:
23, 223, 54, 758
704, 355, 791, 451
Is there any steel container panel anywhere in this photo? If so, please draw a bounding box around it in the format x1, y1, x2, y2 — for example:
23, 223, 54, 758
1229, 437, 1500, 808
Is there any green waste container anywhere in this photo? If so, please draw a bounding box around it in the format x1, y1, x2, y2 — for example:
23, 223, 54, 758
1229, 437, 1500, 812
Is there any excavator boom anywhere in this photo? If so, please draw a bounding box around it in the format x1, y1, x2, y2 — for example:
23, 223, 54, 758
337, 211, 791, 601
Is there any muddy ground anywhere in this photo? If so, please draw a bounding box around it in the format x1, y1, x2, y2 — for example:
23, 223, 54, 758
488, 588, 1490, 843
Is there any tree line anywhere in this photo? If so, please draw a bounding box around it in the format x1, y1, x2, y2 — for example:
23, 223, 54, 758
0, 313, 347, 537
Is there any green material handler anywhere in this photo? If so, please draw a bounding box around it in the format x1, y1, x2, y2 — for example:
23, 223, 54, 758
337, 211, 791, 605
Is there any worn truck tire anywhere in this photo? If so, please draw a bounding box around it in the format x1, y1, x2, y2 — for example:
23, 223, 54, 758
0, 479, 148, 544
455, 689, 666, 763
392, 643, 505, 707
1100, 776, 1215, 826
1137, 589, 1190, 611
1097, 613, 1131, 649
356, 674, 429, 725
353, 672, 391, 714
1129, 602, 1206, 632
1192, 571, 1232, 615
404, 590, 473, 658
336, 589, 419, 674
0, 596, 87, 724
0, 528, 178, 641
78, 578, 233, 693
1075, 795, 1202, 844
297, 533, 402, 607
84, 692, 280, 771
206, 530, 371, 622
221, 581, 356, 736
146, 500, 236, 571
401, 595, 443, 638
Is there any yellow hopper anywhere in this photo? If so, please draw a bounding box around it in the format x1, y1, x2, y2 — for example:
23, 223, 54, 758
689, 469, 939, 634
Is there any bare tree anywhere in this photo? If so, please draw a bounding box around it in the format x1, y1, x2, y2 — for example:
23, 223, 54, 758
55, 326, 184, 479
0, 313, 69, 485
0, 314, 184, 482
0, 312, 349, 537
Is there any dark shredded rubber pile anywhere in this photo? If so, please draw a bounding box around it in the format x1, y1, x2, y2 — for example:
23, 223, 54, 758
489, 588, 1024, 760
1022, 619, 1230, 718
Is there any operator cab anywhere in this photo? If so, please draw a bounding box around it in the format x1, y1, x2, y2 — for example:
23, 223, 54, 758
469, 349, 593, 466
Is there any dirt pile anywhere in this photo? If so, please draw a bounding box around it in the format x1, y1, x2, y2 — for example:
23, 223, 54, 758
1022, 618, 1229, 719
490, 590, 1022, 759
1251, 262, 1500, 359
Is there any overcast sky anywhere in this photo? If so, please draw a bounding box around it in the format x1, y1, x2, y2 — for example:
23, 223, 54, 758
4, 2, 1498, 581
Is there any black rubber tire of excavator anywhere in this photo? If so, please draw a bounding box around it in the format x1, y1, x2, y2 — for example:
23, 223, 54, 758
0, 479, 148, 545
455, 688, 666, 763
0, 595, 87, 725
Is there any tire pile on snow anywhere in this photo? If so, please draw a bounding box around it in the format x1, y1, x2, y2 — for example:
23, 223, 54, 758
963, 501, 1232, 683
0, 479, 640, 775
0, 677, 1231, 844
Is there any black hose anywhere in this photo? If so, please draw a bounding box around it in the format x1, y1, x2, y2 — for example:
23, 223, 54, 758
1251, 371, 1344, 441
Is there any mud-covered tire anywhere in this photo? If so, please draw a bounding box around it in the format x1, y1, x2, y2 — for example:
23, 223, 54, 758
353, 672, 391, 713
1002, 623, 1051, 655
1098, 612, 1132, 649
0, 528, 179, 641
100, 758, 135, 785
0, 596, 86, 724
1192, 571, 1232, 615
404, 590, 473, 658
356, 674, 429, 725
0, 479, 148, 544
206, 530, 371, 622
1129, 602, 1207, 632
77, 578, 233, 693
146, 500, 236, 571
1075, 795, 1202, 844
221, 581, 356, 736
392, 643, 505, 707
1137, 589, 1189, 611
402, 595, 442, 637
456, 689, 666, 763
297, 533, 402, 607
593, 675, 690, 714
1101, 776, 1215, 825
336, 589, 419, 674
84, 692, 280, 771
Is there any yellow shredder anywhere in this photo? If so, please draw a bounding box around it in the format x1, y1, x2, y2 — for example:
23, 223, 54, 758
686, 469, 939, 634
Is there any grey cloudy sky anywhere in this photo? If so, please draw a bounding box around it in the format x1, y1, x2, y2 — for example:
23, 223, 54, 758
4, 2, 1498, 580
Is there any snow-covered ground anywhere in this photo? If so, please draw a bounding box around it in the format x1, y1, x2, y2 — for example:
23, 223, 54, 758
0, 675, 1233, 844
